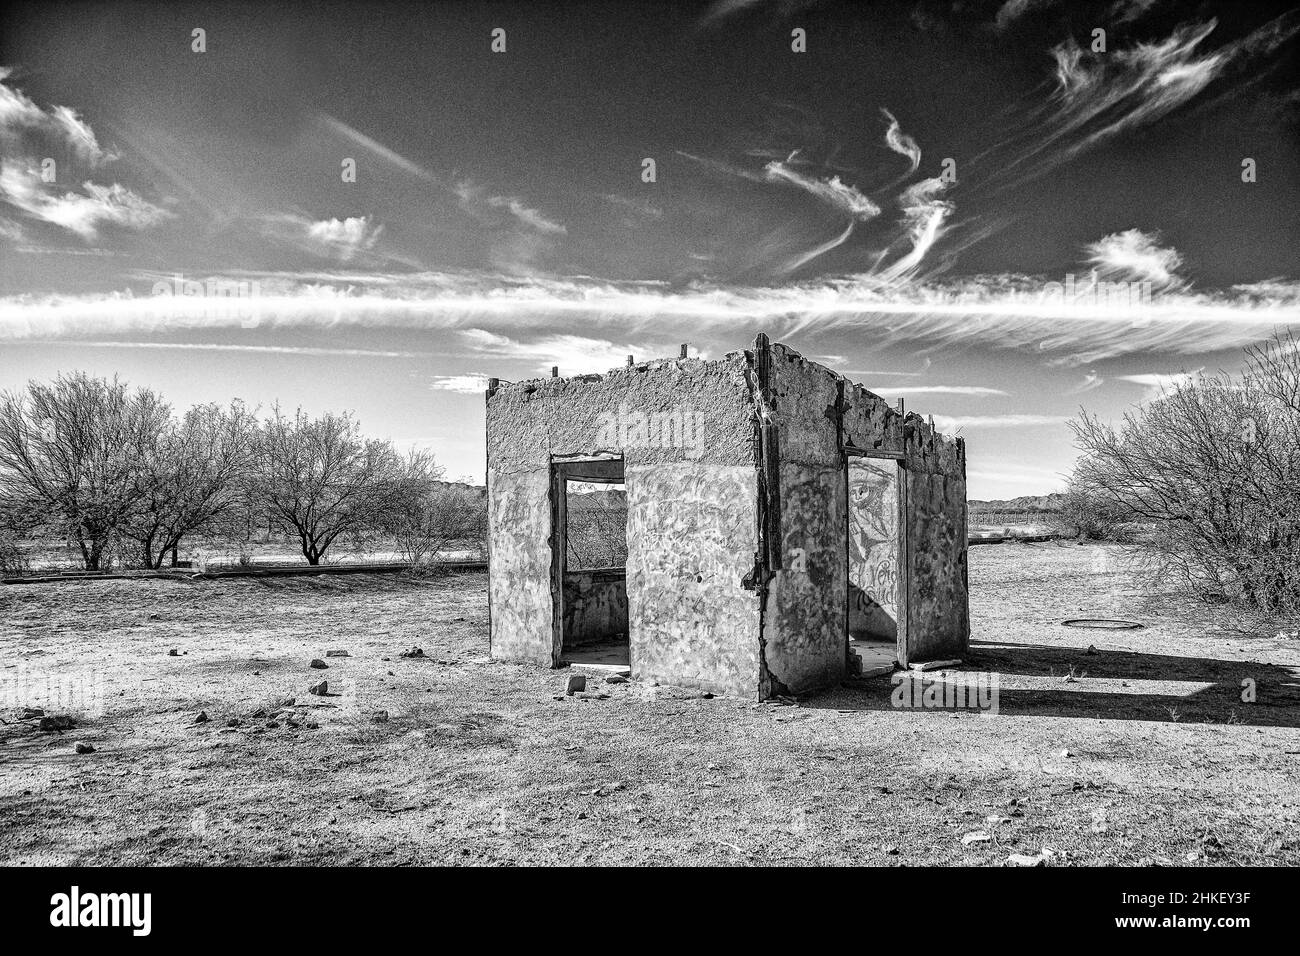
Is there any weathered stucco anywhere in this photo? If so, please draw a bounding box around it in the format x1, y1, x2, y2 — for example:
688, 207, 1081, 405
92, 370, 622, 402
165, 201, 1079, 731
486, 355, 761, 693
625, 462, 761, 697
485, 336, 969, 698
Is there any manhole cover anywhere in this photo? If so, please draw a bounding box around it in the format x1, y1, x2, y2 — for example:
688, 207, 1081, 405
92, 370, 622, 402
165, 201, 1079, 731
1061, 619, 1144, 629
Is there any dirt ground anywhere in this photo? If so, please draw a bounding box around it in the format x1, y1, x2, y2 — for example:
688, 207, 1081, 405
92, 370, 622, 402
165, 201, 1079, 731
2, 542, 1298, 866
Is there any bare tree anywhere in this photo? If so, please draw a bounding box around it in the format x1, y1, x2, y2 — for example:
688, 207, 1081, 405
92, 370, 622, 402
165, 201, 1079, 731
253, 405, 410, 565
118, 400, 259, 569
1069, 333, 1300, 612
381, 464, 491, 567
0, 373, 170, 570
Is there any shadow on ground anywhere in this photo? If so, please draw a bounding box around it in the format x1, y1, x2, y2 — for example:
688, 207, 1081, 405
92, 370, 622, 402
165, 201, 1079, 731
806, 640, 1300, 727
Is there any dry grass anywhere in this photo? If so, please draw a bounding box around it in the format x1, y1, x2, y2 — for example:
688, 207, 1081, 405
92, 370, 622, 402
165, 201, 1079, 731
1, 543, 1298, 866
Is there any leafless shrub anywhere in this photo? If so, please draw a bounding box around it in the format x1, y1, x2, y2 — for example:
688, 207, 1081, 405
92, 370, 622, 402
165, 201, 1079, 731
565, 483, 628, 570
1069, 332, 1300, 615
377, 463, 491, 570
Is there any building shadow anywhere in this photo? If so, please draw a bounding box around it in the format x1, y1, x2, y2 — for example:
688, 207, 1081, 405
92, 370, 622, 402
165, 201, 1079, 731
803, 640, 1300, 727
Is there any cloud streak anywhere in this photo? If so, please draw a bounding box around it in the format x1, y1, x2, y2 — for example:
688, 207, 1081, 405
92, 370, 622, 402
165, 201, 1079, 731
4, 271, 1295, 365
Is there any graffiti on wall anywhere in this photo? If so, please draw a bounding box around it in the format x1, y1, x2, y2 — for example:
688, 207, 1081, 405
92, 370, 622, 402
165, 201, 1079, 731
847, 457, 900, 641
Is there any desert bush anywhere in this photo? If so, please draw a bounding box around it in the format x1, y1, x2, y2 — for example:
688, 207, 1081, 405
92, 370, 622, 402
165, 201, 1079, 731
381, 468, 483, 568
565, 484, 628, 570
0, 531, 29, 576
1069, 332, 1300, 614
1058, 481, 1139, 541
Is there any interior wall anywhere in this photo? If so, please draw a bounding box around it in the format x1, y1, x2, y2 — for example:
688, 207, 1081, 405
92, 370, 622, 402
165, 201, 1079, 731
846, 456, 901, 643
561, 569, 629, 646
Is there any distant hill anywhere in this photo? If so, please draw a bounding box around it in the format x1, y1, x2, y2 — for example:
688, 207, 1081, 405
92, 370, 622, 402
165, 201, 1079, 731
967, 492, 1067, 513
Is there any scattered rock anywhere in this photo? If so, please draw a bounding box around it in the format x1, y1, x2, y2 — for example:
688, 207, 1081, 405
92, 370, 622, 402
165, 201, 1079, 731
308, 681, 328, 696
399, 647, 426, 659
1060, 749, 1073, 758
310, 659, 329, 670
372, 710, 390, 723
168, 648, 180, 657
883, 845, 900, 855
605, 674, 629, 685
575, 692, 610, 700
325, 649, 350, 658
194, 711, 209, 724
961, 830, 992, 846
565, 675, 587, 696
38, 715, 76, 732
985, 814, 1013, 825
226, 718, 241, 727
1008, 853, 1046, 867
1086, 645, 1099, 655
18, 707, 44, 720
305, 721, 319, 730
74, 741, 95, 754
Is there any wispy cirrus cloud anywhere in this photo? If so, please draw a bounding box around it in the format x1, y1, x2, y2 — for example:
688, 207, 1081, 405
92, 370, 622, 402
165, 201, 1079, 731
25, 340, 434, 359
1115, 368, 1204, 399
867, 385, 1010, 397
880, 109, 921, 173
995, 16, 1300, 185
316, 113, 434, 180
934, 413, 1072, 430
454, 181, 566, 235
3, 272, 1295, 365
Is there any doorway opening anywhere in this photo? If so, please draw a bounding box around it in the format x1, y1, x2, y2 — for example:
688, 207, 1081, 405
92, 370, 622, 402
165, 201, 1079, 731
846, 454, 907, 674
552, 457, 630, 671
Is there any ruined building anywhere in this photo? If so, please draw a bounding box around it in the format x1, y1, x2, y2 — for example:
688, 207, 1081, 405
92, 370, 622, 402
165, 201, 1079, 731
484, 334, 969, 699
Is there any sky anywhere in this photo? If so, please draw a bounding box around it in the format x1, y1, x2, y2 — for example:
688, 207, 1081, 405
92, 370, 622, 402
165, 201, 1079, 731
1, 0, 1298, 496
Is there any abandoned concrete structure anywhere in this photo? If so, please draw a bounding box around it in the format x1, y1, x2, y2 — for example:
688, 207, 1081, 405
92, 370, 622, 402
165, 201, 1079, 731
484, 334, 970, 699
